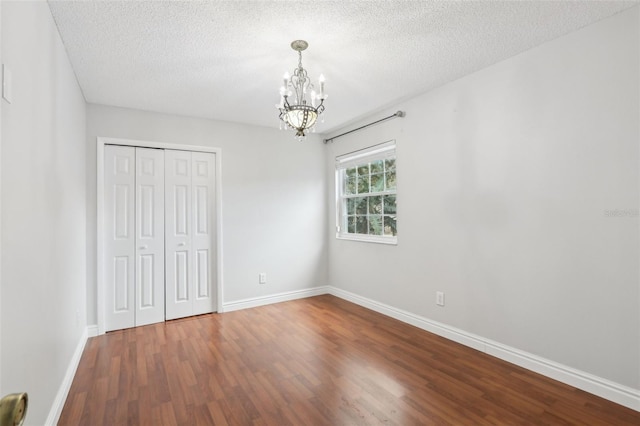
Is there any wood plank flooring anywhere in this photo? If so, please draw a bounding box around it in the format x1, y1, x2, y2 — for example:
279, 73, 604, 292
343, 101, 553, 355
59, 295, 640, 425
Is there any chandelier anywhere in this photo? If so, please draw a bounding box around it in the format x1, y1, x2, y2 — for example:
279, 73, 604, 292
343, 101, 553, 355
277, 40, 327, 139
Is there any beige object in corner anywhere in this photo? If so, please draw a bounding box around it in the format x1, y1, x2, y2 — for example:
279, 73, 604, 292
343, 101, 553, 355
0, 393, 28, 426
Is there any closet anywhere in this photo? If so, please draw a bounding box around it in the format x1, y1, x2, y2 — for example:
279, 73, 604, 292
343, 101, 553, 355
103, 145, 216, 332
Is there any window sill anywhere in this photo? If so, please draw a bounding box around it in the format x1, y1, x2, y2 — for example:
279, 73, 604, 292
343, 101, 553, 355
336, 233, 397, 245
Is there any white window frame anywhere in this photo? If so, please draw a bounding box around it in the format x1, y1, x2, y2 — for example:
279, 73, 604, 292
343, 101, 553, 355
335, 140, 397, 245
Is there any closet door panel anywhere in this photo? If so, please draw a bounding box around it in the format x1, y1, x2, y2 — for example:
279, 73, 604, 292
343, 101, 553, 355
135, 148, 165, 326
192, 152, 216, 315
104, 145, 136, 331
165, 150, 194, 320
104, 145, 216, 330
174, 251, 189, 301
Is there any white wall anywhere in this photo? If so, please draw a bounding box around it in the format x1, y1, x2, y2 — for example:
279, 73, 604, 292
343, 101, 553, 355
1, 2, 87, 424
326, 7, 639, 391
86, 105, 327, 325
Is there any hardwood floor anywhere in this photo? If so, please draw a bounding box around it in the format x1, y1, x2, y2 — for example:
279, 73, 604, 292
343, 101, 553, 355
59, 295, 639, 425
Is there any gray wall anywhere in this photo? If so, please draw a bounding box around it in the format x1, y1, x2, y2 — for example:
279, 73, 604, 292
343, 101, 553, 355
326, 7, 639, 389
1, 2, 87, 424
86, 104, 328, 325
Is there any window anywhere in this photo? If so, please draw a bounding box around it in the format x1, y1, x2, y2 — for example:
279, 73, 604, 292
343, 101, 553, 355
336, 141, 397, 244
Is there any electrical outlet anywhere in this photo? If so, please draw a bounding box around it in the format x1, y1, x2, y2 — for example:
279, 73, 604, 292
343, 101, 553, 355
259, 273, 267, 284
436, 291, 445, 307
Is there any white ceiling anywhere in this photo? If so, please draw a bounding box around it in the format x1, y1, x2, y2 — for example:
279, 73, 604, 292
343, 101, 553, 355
47, 0, 637, 134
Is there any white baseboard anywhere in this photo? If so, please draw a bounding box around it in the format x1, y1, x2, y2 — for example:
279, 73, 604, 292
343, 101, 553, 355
482, 338, 640, 411
222, 286, 329, 313
45, 325, 91, 425
327, 286, 640, 412
87, 325, 98, 337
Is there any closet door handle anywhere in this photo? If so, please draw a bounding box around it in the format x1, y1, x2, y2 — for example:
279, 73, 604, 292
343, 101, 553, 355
178, 242, 186, 247
139, 245, 148, 250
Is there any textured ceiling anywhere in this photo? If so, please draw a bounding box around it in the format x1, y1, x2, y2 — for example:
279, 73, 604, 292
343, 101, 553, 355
47, 0, 637, 134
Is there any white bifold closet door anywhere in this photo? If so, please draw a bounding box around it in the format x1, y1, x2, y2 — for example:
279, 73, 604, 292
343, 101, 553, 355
104, 146, 165, 331
165, 150, 216, 320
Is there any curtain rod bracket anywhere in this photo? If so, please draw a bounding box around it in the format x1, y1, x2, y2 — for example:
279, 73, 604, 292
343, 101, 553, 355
323, 110, 405, 144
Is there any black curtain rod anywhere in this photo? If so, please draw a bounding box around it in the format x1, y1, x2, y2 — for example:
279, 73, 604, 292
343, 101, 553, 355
323, 110, 405, 144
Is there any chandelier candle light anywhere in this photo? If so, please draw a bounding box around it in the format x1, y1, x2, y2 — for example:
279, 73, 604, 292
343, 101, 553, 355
277, 40, 327, 139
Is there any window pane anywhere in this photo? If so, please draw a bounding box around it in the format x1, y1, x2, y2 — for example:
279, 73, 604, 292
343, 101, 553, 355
385, 158, 396, 172
355, 197, 368, 214
384, 215, 397, 236
369, 215, 383, 235
383, 195, 396, 214
357, 175, 370, 193
345, 176, 356, 195
347, 216, 356, 233
371, 160, 384, 173
370, 173, 384, 192
356, 216, 368, 234
346, 167, 357, 178
346, 198, 356, 215
385, 170, 396, 190
369, 196, 382, 214
357, 164, 369, 176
